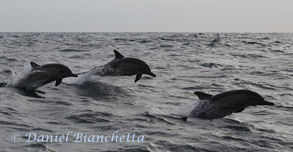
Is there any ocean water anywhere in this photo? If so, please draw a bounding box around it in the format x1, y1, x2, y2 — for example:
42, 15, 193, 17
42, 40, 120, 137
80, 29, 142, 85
0, 33, 292, 152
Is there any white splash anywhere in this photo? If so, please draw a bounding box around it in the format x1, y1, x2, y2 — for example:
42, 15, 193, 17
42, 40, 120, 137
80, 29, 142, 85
6, 63, 32, 87
187, 100, 213, 118
62, 72, 99, 85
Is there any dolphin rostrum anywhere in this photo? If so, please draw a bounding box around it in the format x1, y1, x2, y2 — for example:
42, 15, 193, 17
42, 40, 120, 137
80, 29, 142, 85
15, 62, 78, 90
183, 90, 274, 120
90, 50, 156, 82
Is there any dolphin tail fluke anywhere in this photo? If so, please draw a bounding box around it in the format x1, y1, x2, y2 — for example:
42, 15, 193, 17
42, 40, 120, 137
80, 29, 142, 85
55, 79, 63, 86
135, 74, 142, 83
30, 62, 40, 69
114, 50, 124, 59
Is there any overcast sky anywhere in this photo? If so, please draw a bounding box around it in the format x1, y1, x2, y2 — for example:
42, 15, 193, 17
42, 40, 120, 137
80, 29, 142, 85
0, 0, 292, 32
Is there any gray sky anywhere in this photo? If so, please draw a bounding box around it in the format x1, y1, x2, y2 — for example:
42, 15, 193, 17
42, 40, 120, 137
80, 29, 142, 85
0, 0, 292, 32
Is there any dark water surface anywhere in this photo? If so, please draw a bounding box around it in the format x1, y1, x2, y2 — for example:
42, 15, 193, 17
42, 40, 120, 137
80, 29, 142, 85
0, 33, 292, 152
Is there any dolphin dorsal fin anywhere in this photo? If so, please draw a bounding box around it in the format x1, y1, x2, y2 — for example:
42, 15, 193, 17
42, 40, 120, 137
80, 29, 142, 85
194, 91, 213, 100
114, 50, 124, 59
30, 62, 40, 69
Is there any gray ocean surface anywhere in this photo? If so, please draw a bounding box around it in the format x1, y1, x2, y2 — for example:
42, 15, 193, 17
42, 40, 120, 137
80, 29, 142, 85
0, 33, 292, 152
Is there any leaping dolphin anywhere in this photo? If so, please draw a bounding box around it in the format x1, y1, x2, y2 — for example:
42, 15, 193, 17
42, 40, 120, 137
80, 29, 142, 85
90, 50, 156, 82
183, 90, 274, 120
15, 62, 78, 90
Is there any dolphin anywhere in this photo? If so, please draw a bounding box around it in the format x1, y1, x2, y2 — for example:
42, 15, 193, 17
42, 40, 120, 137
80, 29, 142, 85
16, 62, 78, 90
183, 90, 274, 120
91, 50, 156, 82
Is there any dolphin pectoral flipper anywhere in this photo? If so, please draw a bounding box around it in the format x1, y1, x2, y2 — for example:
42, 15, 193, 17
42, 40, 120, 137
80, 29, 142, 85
194, 91, 213, 100
134, 74, 142, 83
114, 50, 124, 59
30, 62, 40, 69
55, 79, 63, 86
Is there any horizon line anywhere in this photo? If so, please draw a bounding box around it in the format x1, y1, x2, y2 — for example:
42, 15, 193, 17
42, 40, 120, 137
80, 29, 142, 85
1, 31, 292, 34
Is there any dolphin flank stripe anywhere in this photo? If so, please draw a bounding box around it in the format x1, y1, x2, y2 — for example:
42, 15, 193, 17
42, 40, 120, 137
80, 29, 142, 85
14, 62, 78, 91
184, 90, 274, 120
90, 50, 156, 83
